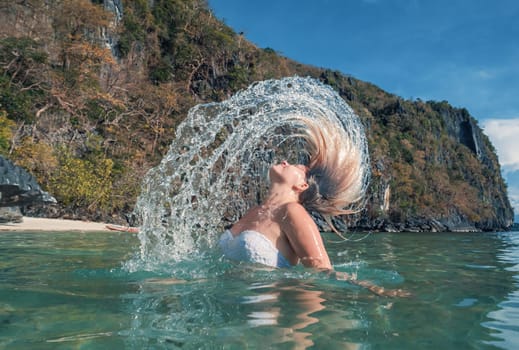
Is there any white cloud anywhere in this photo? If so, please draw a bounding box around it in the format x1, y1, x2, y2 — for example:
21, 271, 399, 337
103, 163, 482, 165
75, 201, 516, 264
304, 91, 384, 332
482, 118, 519, 173
483, 119, 519, 220
509, 185, 519, 221
510, 187, 519, 206
474, 69, 495, 80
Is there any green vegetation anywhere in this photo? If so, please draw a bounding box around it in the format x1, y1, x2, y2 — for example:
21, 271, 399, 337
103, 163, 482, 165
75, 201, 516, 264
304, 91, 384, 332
0, 0, 512, 228
0, 111, 15, 154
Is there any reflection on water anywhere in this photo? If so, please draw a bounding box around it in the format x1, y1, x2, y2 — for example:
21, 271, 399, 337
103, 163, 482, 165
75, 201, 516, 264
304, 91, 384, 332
243, 281, 362, 349
1, 231, 519, 349
241, 281, 327, 349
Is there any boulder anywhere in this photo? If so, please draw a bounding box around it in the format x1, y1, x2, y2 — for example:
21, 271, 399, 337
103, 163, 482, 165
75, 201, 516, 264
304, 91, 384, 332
0, 156, 56, 222
0, 207, 23, 223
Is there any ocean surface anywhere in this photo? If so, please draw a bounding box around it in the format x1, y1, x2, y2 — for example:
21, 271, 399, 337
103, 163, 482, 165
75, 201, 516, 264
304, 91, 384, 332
1, 230, 518, 349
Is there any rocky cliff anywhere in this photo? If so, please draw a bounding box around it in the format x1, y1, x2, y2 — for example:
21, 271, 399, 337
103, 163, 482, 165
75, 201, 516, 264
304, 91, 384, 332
0, 0, 513, 231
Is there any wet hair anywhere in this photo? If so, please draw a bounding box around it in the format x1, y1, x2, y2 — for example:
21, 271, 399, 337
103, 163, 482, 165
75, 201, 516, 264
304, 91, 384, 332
296, 115, 370, 220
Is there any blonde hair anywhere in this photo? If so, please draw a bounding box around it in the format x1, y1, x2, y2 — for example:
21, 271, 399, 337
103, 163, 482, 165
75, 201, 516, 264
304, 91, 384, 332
296, 115, 370, 226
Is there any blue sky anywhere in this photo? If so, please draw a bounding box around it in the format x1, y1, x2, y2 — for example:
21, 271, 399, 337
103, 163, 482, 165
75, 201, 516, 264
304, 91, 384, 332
208, 0, 519, 221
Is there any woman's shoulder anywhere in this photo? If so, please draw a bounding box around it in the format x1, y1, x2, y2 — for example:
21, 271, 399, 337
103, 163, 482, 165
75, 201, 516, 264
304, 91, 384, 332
280, 202, 313, 222
283, 201, 306, 213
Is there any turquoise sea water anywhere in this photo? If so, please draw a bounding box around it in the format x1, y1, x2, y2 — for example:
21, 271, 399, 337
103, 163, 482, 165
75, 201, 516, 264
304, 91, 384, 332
1, 230, 518, 349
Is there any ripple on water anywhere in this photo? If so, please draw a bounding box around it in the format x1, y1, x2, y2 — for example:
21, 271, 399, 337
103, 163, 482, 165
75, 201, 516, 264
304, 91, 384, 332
465, 264, 498, 270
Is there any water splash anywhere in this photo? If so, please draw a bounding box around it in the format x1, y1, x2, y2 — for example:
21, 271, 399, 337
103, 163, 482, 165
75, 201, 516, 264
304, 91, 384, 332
132, 76, 368, 269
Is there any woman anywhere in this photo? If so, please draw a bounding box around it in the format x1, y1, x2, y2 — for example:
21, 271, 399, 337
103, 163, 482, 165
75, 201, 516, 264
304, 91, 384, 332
219, 116, 368, 270
219, 160, 330, 269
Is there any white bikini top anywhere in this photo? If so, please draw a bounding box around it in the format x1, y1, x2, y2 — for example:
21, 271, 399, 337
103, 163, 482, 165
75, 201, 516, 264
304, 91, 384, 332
218, 229, 292, 268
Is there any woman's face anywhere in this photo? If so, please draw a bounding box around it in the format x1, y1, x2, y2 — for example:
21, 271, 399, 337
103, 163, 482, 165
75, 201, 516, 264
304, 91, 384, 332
269, 160, 308, 188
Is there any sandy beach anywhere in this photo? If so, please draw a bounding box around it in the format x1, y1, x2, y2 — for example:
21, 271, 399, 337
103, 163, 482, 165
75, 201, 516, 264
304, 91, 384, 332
0, 216, 113, 232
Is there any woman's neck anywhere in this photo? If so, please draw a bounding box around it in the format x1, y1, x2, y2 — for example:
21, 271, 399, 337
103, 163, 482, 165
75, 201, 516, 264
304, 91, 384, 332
262, 183, 300, 208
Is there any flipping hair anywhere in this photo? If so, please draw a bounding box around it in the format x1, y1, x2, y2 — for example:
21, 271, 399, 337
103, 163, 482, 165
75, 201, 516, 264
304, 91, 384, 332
296, 115, 370, 224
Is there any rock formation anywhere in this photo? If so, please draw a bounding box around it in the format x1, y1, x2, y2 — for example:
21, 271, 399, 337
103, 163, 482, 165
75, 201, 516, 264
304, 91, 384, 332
0, 156, 56, 223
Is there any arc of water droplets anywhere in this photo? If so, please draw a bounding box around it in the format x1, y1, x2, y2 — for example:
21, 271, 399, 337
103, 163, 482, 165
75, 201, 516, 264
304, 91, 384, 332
132, 76, 369, 267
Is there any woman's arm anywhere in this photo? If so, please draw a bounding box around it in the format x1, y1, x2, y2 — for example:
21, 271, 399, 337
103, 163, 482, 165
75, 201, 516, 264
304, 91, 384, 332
329, 271, 411, 297
281, 203, 410, 297
281, 202, 332, 270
